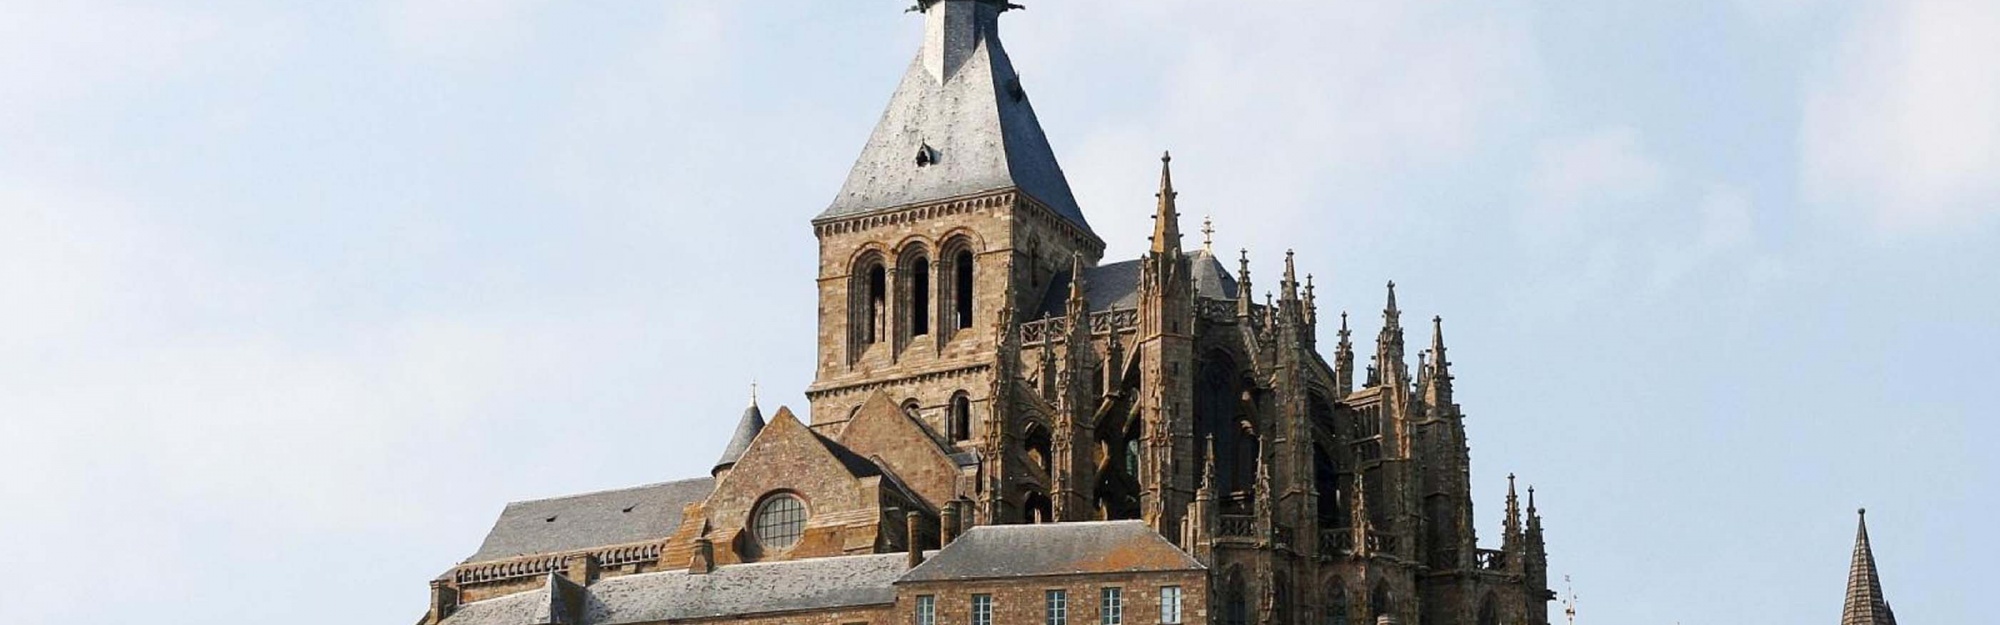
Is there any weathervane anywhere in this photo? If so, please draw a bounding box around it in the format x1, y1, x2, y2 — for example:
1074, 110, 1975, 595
1202, 215, 1215, 252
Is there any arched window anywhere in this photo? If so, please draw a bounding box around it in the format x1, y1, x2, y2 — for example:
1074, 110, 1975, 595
911, 256, 931, 336
1221, 570, 1248, 625
1023, 423, 1052, 471
949, 393, 972, 442
853, 258, 887, 348
1324, 582, 1348, 625
1023, 491, 1052, 523
953, 249, 974, 329
1477, 593, 1497, 625
752, 493, 808, 554
1370, 583, 1392, 619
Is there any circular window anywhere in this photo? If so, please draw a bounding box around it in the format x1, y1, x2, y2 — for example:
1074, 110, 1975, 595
752, 494, 807, 551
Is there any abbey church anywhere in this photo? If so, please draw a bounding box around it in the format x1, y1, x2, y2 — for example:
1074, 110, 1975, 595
421, 2, 1555, 624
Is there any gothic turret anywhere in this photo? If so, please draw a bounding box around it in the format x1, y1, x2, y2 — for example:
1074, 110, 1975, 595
1842, 509, 1899, 625
1151, 152, 1184, 257
711, 390, 766, 477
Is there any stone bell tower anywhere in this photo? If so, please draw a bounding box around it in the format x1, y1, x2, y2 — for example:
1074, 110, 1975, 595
804, 0, 1104, 454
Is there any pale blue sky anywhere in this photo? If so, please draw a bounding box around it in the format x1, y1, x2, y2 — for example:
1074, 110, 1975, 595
1, 1, 1993, 623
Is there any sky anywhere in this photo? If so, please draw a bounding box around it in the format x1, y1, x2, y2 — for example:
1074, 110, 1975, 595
0, 0, 1993, 623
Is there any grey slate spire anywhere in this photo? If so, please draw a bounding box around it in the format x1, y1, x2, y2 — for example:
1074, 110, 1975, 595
1842, 509, 1898, 625
819, 0, 1091, 234
711, 389, 766, 476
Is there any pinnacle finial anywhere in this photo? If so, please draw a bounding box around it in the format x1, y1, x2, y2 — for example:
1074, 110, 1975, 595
1150, 151, 1182, 255
1282, 250, 1299, 300
750, 380, 759, 407
1386, 281, 1400, 314
1068, 252, 1087, 304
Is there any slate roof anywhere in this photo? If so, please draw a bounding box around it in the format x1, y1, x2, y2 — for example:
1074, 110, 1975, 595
584, 553, 910, 624
1842, 510, 1899, 625
1037, 250, 1238, 317
711, 400, 765, 474
819, 0, 1091, 235
438, 575, 574, 625
899, 520, 1205, 582
467, 478, 715, 564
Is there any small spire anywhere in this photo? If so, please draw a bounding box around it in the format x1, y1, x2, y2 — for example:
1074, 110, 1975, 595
1067, 252, 1087, 306
1385, 281, 1400, 318
749, 380, 759, 407
1339, 311, 1351, 339
1150, 151, 1182, 255
1198, 435, 1218, 497
1504, 473, 1522, 537
1430, 316, 1452, 383
1282, 250, 1299, 301
1202, 215, 1215, 252
713, 390, 769, 476
1303, 275, 1317, 325
1843, 508, 1898, 625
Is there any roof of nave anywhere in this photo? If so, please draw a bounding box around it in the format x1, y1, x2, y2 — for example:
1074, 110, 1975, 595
466, 477, 715, 565
899, 520, 1205, 583
1036, 250, 1238, 317
438, 574, 581, 625
583, 553, 910, 624
818, 0, 1092, 236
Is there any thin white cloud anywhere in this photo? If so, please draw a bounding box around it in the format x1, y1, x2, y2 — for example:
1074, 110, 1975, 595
1521, 126, 1666, 245
1803, 0, 2000, 235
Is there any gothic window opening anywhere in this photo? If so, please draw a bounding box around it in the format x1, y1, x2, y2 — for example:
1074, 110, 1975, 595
953, 249, 975, 330
863, 262, 888, 346
1369, 583, 1392, 620
950, 393, 973, 442
1194, 351, 1255, 507
1024, 423, 1052, 471
1314, 443, 1342, 528
1426, 496, 1455, 568
1221, 571, 1247, 625
1324, 582, 1348, 625
1024, 491, 1052, 523
912, 257, 931, 336
1477, 593, 1497, 625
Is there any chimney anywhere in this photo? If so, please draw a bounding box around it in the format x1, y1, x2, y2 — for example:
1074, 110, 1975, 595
906, 512, 926, 568
941, 501, 962, 545
689, 536, 715, 575
427, 579, 460, 625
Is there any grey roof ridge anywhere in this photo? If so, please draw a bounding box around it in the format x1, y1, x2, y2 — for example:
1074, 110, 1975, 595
616, 550, 908, 578
495, 476, 709, 508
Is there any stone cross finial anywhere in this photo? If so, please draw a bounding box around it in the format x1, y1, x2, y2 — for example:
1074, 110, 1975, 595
1202, 215, 1214, 252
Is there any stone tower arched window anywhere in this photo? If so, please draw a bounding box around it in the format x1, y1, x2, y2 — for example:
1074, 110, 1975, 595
953, 248, 975, 330
1370, 583, 1393, 619
1477, 593, 1498, 625
898, 246, 932, 341
851, 254, 889, 355
949, 392, 973, 442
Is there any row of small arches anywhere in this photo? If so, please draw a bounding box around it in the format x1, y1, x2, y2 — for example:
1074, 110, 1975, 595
851, 237, 979, 351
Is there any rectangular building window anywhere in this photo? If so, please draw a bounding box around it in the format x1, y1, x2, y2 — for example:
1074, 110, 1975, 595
1100, 587, 1123, 625
1160, 586, 1183, 625
916, 595, 936, 625
972, 594, 994, 625
1046, 589, 1069, 625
